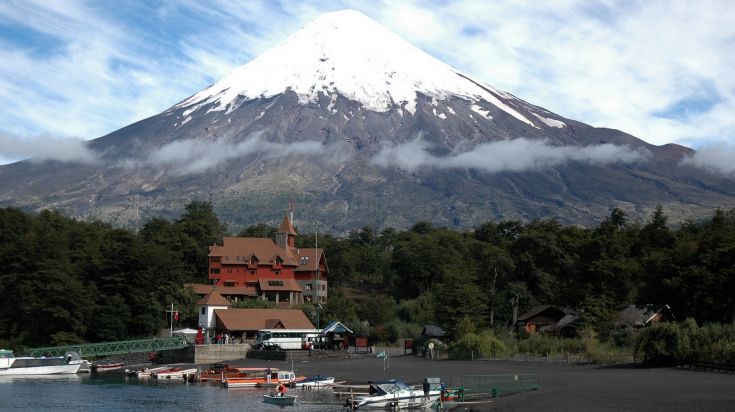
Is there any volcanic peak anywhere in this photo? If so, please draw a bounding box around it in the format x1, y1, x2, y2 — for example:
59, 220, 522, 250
175, 9, 535, 125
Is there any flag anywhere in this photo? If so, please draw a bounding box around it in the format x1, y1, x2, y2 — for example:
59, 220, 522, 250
174, 312, 179, 321
376, 350, 386, 358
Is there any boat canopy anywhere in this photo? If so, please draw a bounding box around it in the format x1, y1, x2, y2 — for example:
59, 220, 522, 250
368, 380, 411, 395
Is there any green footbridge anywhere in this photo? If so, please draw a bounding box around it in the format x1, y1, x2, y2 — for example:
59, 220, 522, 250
24, 336, 189, 358
444, 374, 540, 400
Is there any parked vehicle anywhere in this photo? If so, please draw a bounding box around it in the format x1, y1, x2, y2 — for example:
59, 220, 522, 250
255, 341, 282, 351
255, 329, 321, 350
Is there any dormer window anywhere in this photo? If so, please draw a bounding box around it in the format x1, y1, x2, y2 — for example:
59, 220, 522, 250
300, 256, 309, 265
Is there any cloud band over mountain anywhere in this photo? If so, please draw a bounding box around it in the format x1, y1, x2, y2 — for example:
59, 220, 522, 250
0, 131, 98, 164
371, 138, 650, 173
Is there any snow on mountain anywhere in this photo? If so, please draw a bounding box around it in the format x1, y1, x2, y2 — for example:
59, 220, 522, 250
176, 9, 536, 127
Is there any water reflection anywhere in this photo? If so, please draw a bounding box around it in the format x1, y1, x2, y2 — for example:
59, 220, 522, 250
0, 374, 344, 411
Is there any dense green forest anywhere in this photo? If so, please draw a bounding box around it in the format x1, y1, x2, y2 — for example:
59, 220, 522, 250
1, 202, 733, 354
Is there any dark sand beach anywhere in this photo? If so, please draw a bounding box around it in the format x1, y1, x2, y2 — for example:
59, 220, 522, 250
228, 348, 734, 411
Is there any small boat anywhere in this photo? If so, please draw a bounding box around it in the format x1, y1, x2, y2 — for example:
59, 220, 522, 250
125, 366, 167, 378
256, 370, 301, 387
91, 361, 125, 372
153, 367, 197, 379
76, 360, 92, 373
263, 394, 297, 405
0, 350, 82, 375
223, 368, 300, 389
292, 375, 335, 387
346, 379, 442, 410
196, 363, 254, 382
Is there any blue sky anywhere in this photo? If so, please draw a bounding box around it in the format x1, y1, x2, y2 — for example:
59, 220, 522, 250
1, 0, 734, 166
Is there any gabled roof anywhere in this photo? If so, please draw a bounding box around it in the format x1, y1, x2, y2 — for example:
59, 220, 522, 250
258, 278, 303, 292
214, 309, 315, 331
321, 321, 353, 334
294, 248, 328, 273
540, 313, 580, 332
209, 237, 298, 266
517, 305, 567, 322
196, 290, 231, 307
278, 215, 298, 236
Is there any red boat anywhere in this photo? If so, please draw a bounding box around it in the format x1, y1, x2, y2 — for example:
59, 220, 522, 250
196, 364, 257, 382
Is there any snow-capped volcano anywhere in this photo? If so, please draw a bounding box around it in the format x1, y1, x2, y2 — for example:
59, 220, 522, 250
1, 9, 732, 232
176, 9, 534, 126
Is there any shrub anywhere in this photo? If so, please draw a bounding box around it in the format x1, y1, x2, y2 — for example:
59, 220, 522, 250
383, 320, 422, 344
516, 333, 584, 355
450, 332, 508, 359
634, 322, 691, 365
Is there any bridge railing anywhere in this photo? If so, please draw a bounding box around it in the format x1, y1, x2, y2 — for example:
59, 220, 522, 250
25, 336, 189, 358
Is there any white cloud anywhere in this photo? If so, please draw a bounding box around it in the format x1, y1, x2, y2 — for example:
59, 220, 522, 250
0, 0, 733, 157
374, 1, 735, 147
0, 131, 98, 164
681, 145, 735, 176
371, 137, 648, 173
144, 132, 329, 175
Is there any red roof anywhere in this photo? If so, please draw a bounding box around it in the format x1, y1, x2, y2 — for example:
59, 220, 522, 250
294, 248, 328, 273
278, 215, 298, 236
258, 278, 303, 292
209, 237, 297, 266
195, 290, 231, 307
214, 309, 315, 331
186, 283, 258, 297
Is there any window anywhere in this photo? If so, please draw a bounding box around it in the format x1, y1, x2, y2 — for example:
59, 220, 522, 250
300, 256, 309, 265
210, 268, 220, 274
274, 270, 281, 275
201, 307, 205, 315
224, 281, 235, 287
268, 280, 284, 287
305, 284, 312, 290
250, 270, 256, 275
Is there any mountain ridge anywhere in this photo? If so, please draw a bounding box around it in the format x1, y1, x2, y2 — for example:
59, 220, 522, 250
0, 10, 732, 232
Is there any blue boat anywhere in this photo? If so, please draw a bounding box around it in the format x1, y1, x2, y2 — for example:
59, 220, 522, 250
292, 374, 335, 387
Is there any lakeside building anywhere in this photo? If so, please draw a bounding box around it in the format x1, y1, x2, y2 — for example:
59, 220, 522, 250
195, 290, 315, 341
187, 214, 328, 307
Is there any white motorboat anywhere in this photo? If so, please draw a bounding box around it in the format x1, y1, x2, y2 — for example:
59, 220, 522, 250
125, 366, 168, 378
0, 349, 82, 375
153, 367, 198, 379
347, 379, 441, 410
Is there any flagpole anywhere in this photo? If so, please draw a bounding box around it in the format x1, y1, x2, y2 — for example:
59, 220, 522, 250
170, 302, 173, 337
315, 230, 319, 330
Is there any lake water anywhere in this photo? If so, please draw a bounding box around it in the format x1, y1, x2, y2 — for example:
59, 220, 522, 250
0, 374, 345, 411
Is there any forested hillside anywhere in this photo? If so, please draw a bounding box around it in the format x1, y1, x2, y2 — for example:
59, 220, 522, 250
1, 203, 733, 350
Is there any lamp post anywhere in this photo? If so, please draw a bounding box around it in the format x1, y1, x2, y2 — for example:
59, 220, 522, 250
166, 303, 178, 337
